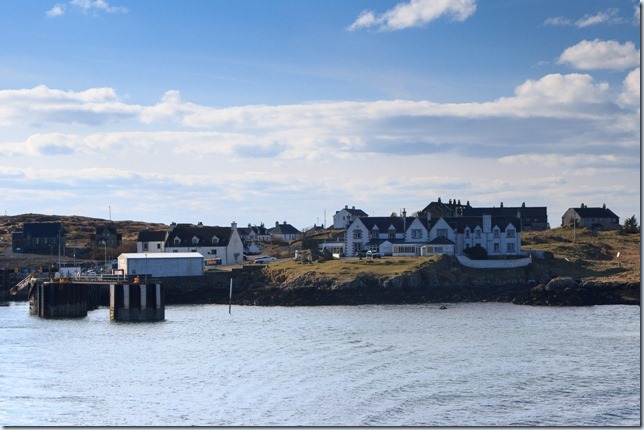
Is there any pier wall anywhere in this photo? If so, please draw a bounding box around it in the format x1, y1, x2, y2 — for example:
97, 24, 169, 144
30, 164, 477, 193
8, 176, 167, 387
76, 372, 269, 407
110, 283, 164, 322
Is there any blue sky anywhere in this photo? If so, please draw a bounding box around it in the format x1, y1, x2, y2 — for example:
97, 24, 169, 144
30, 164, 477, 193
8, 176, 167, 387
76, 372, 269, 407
0, 0, 640, 230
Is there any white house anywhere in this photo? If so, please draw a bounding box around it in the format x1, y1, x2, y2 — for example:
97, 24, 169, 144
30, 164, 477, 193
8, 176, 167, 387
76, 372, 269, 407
345, 214, 419, 257
164, 222, 244, 266
136, 230, 168, 253
269, 221, 302, 242
333, 205, 368, 229
345, 214, 522, 258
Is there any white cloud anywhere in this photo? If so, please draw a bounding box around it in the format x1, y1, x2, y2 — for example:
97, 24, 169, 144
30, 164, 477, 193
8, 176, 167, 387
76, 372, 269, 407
575, 8, 623, 27
544, 8, 626, 27
348, 0, 476, 31
46, 4, 66, 17
543, 16, 571, 26
619, 67, 640, 106
46, 0, 127, 17
558, 39, 640, 70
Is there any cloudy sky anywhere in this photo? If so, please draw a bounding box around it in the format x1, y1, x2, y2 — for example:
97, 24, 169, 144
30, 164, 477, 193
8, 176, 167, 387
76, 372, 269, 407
0, 0, 640, 230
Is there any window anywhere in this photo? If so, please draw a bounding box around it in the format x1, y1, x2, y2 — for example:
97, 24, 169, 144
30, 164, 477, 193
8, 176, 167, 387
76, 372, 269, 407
506, 229, 516, 238
353, 229, 363, 240
156, 243, 161, 249
143, 243, 149, 251
474, 229, 481, 238
388, 228, 396, 239
507, 243, 516, 252
191, 236, 199, 245
411, 229, 422, 239
465, 229, 470, 238
212, 236, 219, 244
493, 243, 500, 253
437, 228, 448, 238
174, 237, 181, 245
493, 228, 500, 238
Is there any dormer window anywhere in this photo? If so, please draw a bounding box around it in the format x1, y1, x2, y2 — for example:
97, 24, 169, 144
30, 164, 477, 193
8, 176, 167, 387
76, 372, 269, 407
493, 228, 500, 238
465, 228, 471, 238
174, 236, 181, 245
212, 236, 219, 245
191, 236, 199, 245
474, 228, 481, 239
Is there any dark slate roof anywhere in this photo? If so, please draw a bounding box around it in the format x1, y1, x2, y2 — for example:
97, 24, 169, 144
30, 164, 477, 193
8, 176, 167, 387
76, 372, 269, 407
137, 230, 168, 242
166, 225, 233, 247
570, 207, 619, 219
96, 224, 118, 234
463, 206, 547, 218
443, 216, 522, 233
428, 236, 455, 245
346, 208, 368, 217
358, 216, 416, 232
23, 222, 64, 237
270, 222, 301, 235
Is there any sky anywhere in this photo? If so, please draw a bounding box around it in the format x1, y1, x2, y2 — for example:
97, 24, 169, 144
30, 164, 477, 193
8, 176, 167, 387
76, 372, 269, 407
0, 0, 640, 231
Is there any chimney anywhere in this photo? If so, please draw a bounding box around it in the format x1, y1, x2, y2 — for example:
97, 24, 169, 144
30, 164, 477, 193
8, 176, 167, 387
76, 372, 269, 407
403, 208, 407, 232
275, 221, 279, 227
197, 221, 203, 227
231, 221, 237, 231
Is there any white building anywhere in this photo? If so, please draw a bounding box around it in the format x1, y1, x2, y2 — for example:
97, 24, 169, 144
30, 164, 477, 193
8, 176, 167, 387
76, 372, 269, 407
333, 205, 368, 229
136, 230, 167, 253
345, 214, 522, 258
164, 222, 244, 266
118, 252, 204, 277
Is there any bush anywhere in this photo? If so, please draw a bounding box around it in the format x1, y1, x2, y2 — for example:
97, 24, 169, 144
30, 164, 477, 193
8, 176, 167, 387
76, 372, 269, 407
464, 245, 488, 260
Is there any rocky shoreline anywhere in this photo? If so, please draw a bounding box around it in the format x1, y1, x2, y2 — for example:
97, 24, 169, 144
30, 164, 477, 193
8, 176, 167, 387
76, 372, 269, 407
162, 256, 639, 307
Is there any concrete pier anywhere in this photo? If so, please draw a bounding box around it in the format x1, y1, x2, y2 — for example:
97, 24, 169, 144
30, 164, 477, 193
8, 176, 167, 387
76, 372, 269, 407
30, 282, 88, 318
110, 283, 164, 322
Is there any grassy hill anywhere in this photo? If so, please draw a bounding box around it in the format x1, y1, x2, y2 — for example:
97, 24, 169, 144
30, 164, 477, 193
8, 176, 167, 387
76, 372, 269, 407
0, 213, 168, 270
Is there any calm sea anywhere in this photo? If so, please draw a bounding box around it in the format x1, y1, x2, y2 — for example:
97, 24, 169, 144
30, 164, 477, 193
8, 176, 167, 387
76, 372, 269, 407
0, 301, 640, 426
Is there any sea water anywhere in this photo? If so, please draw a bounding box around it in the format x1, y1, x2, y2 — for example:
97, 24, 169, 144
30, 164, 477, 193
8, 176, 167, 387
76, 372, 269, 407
0, 301, 639, 426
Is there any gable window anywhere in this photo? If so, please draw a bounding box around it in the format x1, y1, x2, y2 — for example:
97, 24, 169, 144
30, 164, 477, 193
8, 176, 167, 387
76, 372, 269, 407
353, 229, 363, 240
437, 228, 448, 238
506, 229, 516, 238
411, 229, 422, 239
465, 229, 470, 239
474, 229, 481, 239
388, 228, 396, 239
493, 228, 500, 238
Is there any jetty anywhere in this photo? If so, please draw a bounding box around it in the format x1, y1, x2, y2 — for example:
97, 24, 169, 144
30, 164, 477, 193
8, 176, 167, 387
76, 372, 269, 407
10, 273, 164, 321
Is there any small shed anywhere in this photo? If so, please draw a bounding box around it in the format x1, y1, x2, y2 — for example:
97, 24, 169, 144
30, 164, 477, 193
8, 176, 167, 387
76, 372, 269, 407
118, 252, 204, 277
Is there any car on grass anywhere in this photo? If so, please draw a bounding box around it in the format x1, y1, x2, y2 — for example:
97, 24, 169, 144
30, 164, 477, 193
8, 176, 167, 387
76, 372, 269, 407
254, 256, 277, 263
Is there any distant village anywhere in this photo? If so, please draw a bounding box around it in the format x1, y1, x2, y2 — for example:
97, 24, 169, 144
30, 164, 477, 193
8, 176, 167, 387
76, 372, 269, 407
9, 198, 623, 277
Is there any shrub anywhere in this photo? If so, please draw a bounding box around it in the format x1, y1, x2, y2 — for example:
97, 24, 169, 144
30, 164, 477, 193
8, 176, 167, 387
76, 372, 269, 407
464, 244, 488, 260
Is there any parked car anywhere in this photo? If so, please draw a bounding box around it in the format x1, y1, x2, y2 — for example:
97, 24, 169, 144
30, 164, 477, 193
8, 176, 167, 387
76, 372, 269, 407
357, 250, 381, 259
254, 256, 277, 263
85, 270, 98, 279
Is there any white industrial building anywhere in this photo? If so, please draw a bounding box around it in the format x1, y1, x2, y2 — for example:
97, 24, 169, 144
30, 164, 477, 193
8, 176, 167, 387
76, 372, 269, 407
117, 252, 204, 277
